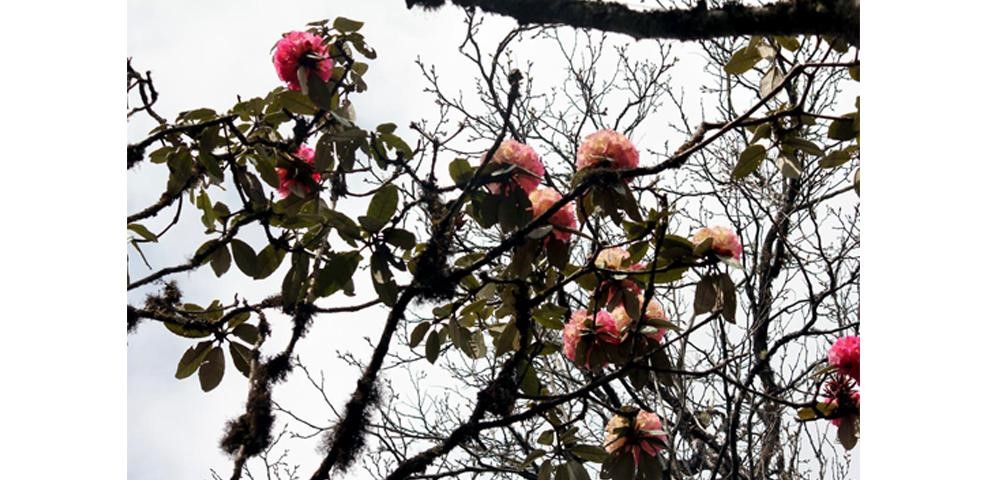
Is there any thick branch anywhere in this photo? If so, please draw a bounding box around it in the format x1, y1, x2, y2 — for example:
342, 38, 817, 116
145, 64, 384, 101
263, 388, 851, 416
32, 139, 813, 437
406, 0, 859, 46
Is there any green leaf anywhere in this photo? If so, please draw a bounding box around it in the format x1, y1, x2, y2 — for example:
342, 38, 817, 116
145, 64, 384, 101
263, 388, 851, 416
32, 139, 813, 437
836, 416, 859, 450
819, 149, 851, 168
849, 65, 860, 81
210, 245, 231, 277
315, 251, 362, 297
333, 16, 364, 32
828, 116, 857, 141
773, 35, 800, 52
314, 133, 336, 173
570, 445, 609, 463
718, 273, 737, 323
227, 311, 250, 329
175, 341, 213, 379
228, 341, 253, 378
383, 228, 417, 250
449, 158, 473, 187
165, 321, 212, 339
694, 275, 718, 316
556, 461, 591, 480
198, 346, 225, 392
229, 240, 259, 277
281, 251, 311, 306
538, 461, 553, 480
276, 90, 318, 116
724, 47, 762, 75
750, 123, 772, 143
784, 137, 824, 157
254, 244, 286, 280
232, 323, 260, 345
365, 185, 399, 231
127, 223, 158, 242
305, 69, 334, 110
732, 144, 767, 179
494, 322, 519, 357
854, 168, 860, 196
425, 330, 440, 363
410, 322, 431, 348
759, 66, 785, 97
537, 429, 555, 446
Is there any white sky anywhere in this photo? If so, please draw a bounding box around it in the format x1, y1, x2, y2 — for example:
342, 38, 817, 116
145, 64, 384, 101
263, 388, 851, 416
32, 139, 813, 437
126, 1, 858, 479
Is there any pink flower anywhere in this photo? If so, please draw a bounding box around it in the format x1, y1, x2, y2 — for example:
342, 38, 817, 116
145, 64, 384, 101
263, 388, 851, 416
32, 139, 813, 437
692, 226, 743, 262
595, 248, 645, 306
612, 295, 669, 343
827, 391, 861, 427
529, 187, 577, 242
828, 335, 860, 383
604, 410, 667, 466
822, 375, 860, 427
576, 129, 640, 171
595, 247, 631, 270
273, 31, 334, 91
276, 145, 321, 198
562, 309, 622, 367
486, 140, 545, 194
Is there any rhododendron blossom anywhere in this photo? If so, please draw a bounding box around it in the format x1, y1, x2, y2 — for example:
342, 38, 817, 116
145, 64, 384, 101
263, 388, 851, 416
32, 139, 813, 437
594, 247, 645, 306
576, 129, 640, 171
273, 31, 334, 91
604, 410, 667, 465
826, 391, 861, 427
692, 226, 743, 262
612, 296, 669, 342
828, 335, 860, 383
529, 187, 577, 242
276, 145, 321, 198
595, 247, 631, 270
485, 140, 545, 194
562, 309, 622, 367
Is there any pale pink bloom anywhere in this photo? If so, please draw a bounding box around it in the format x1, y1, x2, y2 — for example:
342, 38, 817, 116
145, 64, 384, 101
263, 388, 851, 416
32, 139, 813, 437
276, 145, 321, 198
612, 296, 668, 342
603, 414, 630, 454
692, 226, 743, 261
486, 140, 545, 194
595, 247, 644, 306
529, 187, 577, 242
595, 247, 631, 270
603, 410, 667, 465
562, 309, 587, 362
562, 309, 622, 367
828, 335, 860, 383
273, 31, 334, 91
576, 129, 640, 171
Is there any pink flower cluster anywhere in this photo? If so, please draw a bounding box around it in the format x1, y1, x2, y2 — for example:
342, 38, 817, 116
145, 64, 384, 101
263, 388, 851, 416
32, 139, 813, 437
276, 145, 322, 198
273, 31, 334, 91
562, 294, 671, 369
563, 309, 622, 367
529, 187, 577, 242
604, 410, 667, 465
576, 129, 640, 171
594, 247, 645, 306
692, 226, 743, 262
822, 336, 860, 429
828, 335, 860, 383
486, 140, 546, 194
612, 295, 669, 343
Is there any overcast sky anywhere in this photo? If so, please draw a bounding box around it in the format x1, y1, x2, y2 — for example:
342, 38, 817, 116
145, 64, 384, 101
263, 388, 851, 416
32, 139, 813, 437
127, 2, 857, 479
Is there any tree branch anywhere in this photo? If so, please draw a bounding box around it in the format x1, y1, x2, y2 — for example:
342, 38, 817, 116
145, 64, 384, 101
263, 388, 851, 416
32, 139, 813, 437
406, 0, 859, 46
